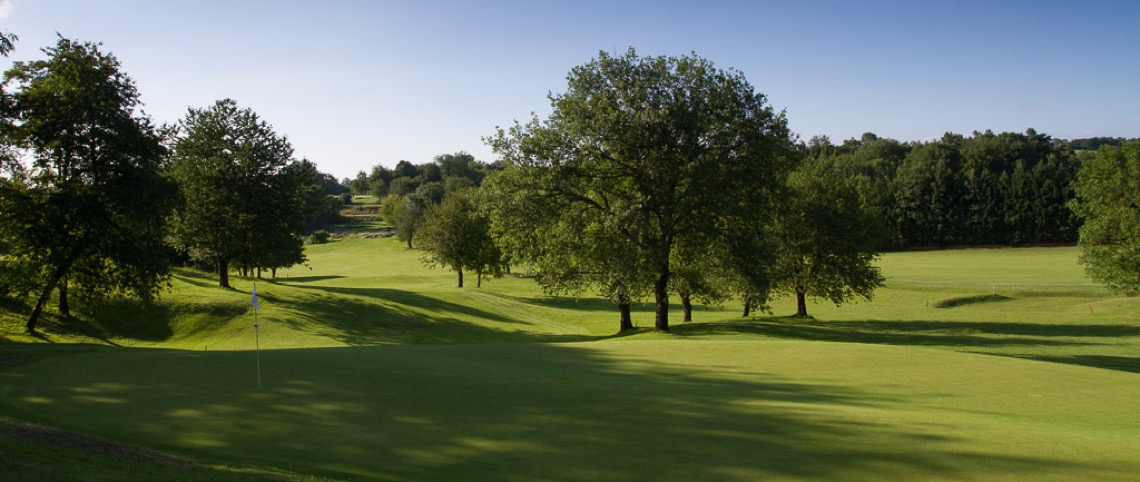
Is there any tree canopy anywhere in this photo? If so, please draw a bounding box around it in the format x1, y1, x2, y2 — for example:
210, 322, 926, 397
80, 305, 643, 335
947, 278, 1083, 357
169, 99, 310, 288
772, 157, 886, 317
486, 48, 796, 331
1071, 141, 1140, 294
417, 190, 502, 288
0, 36, 175, 332
809, 129, 1080, 248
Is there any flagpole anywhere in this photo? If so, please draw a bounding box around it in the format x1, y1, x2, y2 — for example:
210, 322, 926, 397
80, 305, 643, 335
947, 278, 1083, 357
255, 310, 262, 390
252, 282, 262, 390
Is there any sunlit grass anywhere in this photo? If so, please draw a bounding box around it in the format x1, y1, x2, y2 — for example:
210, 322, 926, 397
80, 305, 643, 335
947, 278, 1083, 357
5, 341, 1140, 481
3, 239, 1140, 480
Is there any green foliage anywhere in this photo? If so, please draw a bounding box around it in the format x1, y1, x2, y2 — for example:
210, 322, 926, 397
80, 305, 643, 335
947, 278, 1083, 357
772, 157, 886, 316
169, 99, 309, 287
1071, 140, 1140, 294
0, 36, 175, 331
284, 158, 344, 232
486, 48, 795, 331
484, 166, 651, 329
0, 31, 16, 56
349, 170, 368, 195
443, 175, 475, 193
390, 195, 421, 248
1068, 137, 1134, 151
307, 230, 331, 245
814, 129, 1079, 247
377, 194, 400, 224
416, 191, 503, 287
388, 176, 419, 196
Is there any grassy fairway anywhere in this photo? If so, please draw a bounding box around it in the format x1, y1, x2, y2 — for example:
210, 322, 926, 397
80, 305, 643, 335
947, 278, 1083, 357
5, 341, 1140, 481
2, 238, 1140, 480
678, 246, 1140, 373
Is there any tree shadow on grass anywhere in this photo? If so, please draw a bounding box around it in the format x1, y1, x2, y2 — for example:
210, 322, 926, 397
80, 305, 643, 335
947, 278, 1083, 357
492, 294, 627, 313
269, 275, 345, 284
672, 318, 1131, 348
171, 270, 218, 289
270, 285, 601, 346
6, 343, 1124, 481
1006, 354, 1140, 374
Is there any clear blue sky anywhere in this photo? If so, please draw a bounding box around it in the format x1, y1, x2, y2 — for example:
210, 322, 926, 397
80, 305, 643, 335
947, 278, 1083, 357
2, 0, 1137, 180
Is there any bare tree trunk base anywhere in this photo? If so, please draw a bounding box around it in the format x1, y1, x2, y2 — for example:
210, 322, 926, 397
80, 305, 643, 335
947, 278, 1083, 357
618, 297, 633, 331
794, 291, 808, 317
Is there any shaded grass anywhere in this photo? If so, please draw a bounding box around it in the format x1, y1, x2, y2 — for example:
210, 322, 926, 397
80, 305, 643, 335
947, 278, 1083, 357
3, 242, 1140, 480
0, 417, 313, 481
5, 341, 1140, 481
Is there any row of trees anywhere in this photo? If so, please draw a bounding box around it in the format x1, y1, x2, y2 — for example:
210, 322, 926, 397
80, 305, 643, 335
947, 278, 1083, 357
5, 35, 1133, 335
368, 153, 496, 249
805, 130, 1082, 247
409, 50, 1137, 331
347, 152, 495, 199
0, 36, 342, 331
462, 49, 885, 331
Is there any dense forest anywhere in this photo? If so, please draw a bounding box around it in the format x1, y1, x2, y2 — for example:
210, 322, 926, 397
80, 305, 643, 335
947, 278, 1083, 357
801, 131, 1119, 248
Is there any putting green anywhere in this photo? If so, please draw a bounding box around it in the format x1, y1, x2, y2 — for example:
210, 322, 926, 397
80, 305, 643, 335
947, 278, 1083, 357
4, 340, 1138, 481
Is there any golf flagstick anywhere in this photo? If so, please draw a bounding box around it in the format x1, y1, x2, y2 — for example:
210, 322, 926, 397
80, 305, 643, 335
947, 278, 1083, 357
252, 282, 262, 390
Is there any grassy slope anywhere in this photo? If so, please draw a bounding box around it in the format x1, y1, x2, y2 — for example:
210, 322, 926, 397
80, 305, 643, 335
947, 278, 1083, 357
2, 239, 1140, 480
677, 247, 1140, 372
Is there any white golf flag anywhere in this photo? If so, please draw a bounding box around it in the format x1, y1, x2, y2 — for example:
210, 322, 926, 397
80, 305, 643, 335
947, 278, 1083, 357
251, 282, 259, 312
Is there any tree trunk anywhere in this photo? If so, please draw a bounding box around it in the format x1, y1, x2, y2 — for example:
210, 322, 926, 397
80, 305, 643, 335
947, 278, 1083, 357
58, 279, 70, 318
406, 236, 413, 249
618, 293, 633, 331
743, 299, 751, 317
218, 258, 231, 289
257, 267, 263, 279
795, 289, 808, 317
681, 293, 692, 323
654, 271, 670, 332
457, 268, 464, 288
271, 267, 277, 278
26, 260, 75, 332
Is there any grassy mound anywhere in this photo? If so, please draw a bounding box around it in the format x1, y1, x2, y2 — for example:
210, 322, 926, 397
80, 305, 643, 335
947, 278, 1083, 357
933, 293, 1011, 308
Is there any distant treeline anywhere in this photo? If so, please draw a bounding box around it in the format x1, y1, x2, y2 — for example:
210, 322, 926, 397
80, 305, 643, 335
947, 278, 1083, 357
803, 130, 1136, 248
344, 153, 498, 198
1066, 137, 1134, 151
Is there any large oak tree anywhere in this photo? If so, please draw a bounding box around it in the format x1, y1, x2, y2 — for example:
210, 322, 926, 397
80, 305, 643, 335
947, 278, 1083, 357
486, 49, 795, 332
169, 99, 309, 288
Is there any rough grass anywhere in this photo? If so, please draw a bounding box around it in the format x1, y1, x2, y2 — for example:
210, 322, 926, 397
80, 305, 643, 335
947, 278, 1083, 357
2, 240, 1139, 481
0, 416, 316, 482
